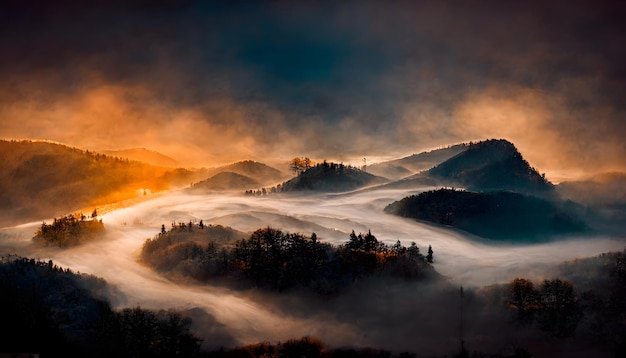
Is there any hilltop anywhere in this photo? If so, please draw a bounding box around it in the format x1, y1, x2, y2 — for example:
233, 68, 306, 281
277, 162, 387, 193
425, 139, 553, 193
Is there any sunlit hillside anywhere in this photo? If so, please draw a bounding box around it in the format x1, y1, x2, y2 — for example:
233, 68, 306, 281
0, 140, 175, 226
102, 147, 180, 167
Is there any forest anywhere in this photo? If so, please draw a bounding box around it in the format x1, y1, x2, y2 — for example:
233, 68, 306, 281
0, 256, 200, 357
141, 224, 437, 294
33, 210, 105, 247
385, 189, 587, 241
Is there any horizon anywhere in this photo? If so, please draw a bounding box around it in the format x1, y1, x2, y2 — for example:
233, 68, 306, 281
1, 1, 625, 178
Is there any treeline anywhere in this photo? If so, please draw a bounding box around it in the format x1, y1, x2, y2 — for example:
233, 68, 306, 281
142, 226, 437, 294
493, 248, 626, 354
33, 210, 105, 247
0, 256, 200, 357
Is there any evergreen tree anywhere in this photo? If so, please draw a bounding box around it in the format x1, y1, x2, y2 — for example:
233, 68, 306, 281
427, 245, 434, 263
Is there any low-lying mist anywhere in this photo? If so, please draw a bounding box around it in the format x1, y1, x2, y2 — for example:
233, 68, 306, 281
1, 186, 624, 353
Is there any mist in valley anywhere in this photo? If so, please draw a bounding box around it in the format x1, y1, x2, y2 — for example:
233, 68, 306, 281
2, 185, 624, 355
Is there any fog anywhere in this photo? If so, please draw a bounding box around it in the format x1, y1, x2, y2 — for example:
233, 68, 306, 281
1, 186, 624, 352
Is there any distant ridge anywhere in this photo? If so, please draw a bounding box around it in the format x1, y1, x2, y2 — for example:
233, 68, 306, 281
102, 148, 180, 167
0, 140, 174, 226
206, 160, 286, 185
191, 172, 259, 191
368, 144, 467, 179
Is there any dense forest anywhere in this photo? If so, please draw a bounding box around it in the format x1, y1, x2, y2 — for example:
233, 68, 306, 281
0, 256, 200, 357
3, 245, 626, 356
33, 211, 105, 247
385, 189, 587, 241
142, 224, 437, 294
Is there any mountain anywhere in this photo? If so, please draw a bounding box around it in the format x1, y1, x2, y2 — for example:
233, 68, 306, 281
102, 148, 180, 167
191, 172, 259, 192
279, 162, 387, 193
557, 172, 626, 207
0, 140, 178, 226
425, 139, 553, 193
204, 160, 286, 185
367, 144, 468, 179
385, 188, 587, 241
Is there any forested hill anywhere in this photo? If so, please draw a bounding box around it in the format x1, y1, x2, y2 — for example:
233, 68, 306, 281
277, 162, 387, 193
426, 139, 553, 193
385, 188, 587, 241
0, 140, 176, 226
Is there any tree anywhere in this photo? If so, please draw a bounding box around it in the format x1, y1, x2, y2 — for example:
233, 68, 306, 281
91, 208, 98, 218
290, 157, 305, 175
427, 245, 434, 263
537, 278, 582, 338
507, 278, 539, 324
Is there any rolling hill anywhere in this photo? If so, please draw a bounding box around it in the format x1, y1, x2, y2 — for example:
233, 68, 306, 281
191, 172, 259, 192
385, 188, 587, 241
203, 160, 286, 185
102, 148, 180, 167
278, 162, 387, 193
0, 140, 182, 226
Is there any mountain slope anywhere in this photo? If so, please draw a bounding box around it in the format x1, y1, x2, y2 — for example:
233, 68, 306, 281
426, 139, 553, 193
385, 189, 587, 241
0, 140, 174, 226
368, 144, 468, 179
205, 160, 286, 185
279, 162, 387, 193
191, 172, 259, 191
102, 148, 180, 167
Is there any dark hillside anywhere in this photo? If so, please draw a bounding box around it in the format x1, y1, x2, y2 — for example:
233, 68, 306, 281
385, 189, 587, 241
427, 139, 553, 193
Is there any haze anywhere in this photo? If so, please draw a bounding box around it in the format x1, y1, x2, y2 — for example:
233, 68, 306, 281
1, 1, 625, 178
2, 187, 623, 352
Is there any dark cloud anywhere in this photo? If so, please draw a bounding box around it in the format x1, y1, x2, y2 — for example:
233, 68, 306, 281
0, 0, 624, 175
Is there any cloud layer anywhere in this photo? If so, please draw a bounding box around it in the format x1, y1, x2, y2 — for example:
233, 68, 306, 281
1, 0, 624, 176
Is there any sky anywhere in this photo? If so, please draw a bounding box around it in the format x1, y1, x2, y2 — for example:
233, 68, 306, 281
0, 0, 624, 178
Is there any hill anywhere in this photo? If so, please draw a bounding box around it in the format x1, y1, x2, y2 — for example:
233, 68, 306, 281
191, 172, 259, 192
0, 140, 179, 226
384, 188, 587, 241
368, 144, 468, 179
278, 162, 387, 193
204, 160, 286, 185
425, 139, 553, 193
102, 147, 180, 167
